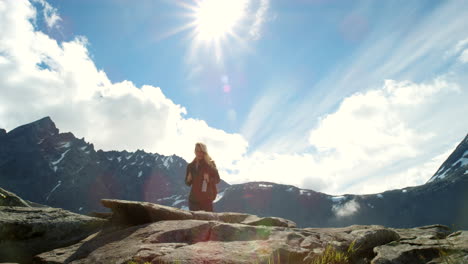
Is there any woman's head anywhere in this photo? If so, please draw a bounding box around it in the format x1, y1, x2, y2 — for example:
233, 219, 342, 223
194, 142, 215, 167
194, 142, 207, 160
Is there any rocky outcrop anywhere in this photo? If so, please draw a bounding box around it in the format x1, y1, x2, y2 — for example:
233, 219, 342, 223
0, 186, 33, 207
101, 199, 297, 228
0, 206, 107, 263
373, 225, 468, 264
31, 199, 468, 264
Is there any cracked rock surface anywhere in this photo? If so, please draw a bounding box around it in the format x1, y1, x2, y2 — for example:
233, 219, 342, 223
31, 199, 468, 264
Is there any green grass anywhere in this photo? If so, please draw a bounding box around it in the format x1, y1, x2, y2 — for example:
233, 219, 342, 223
309, 240, 357, 264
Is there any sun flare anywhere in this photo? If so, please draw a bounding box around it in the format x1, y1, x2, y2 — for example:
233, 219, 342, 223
194, 0, 247, 42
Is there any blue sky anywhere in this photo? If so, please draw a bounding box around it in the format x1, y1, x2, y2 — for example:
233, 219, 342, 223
1, 0, 468, 195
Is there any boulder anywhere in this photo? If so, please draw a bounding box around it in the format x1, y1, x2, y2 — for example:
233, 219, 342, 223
101, 199, 194, 225
101, 199, 296, 228
0, 187, 33, 207
372, 225, 468, 264
0, 206, 107, 263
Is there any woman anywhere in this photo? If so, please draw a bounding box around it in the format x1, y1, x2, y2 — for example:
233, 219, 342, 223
185, 142, 220, 212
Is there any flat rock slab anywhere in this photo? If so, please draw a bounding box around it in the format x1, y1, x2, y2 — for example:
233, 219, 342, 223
101, 199, 296, 228
35, 221, 403, 264
0, 206, 106, 263
372, 226, 468, 264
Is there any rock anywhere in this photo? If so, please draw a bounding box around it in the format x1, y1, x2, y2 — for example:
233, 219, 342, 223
35, 219, 309, 264
102, 199, 297, 228
0, 187, 32, 207
34, 220, 405, 264
241, 215, 297, 228
1, 198, 461, 264
0, 206, 107, 263
372, 225, 468, 264
0, 128, 6, 137
101, 199, 193, 225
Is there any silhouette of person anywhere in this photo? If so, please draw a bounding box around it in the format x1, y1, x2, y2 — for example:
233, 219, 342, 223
185, 142, 220, 212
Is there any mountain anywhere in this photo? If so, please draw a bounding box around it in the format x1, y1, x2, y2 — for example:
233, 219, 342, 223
0, 117, 229, 213
215, 134, 468, 229
1, 117, 467, 230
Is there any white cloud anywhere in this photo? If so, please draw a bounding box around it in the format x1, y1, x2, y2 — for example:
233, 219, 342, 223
2, 0, 467, 198
332, 199, 360, 218
460, 49, 468, 64
230, 77, 467, 195
248, 0, 270, 40
0, 0, 248, 170
32, 0, 61, 28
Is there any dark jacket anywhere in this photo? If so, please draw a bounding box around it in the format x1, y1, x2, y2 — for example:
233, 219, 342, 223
185, 159, 220, 203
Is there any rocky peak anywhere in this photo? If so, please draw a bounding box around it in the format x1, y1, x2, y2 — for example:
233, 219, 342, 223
0, 128, 6, 137
7, 116, 59, 143
427, 133, 468, 183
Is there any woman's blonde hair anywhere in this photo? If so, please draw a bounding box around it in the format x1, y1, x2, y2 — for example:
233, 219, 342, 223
194, 142, 215, 168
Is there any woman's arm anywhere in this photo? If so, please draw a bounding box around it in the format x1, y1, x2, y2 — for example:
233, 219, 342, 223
185, 165, 192, 186
211, 161, 220, 184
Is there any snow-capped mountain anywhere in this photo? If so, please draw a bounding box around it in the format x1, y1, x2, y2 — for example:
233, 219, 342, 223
0, 117, 229, 213
427, 134, 468, 183
214, 134, 468, 229
1, 117, 466, 229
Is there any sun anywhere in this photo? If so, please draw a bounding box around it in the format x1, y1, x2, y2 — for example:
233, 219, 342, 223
193, 0, 248, 42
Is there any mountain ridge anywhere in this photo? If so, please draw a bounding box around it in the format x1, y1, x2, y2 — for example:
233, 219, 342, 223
1, 117, 467, 229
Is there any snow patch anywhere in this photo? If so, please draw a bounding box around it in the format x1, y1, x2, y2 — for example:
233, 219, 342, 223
453, 157, 468, 167
80, 146, 87, 151
163, 156, 173, 169
137, 171, 143, 178
286, 187, 294, 192
37, 139, 44, 144
259, 184, 273, 188
436, 166, 445, 174
159, 195, 179, 201
79, 207, 83, 211
107, 156, 114, 161
331, 196, 346, 202
402, 189, 407, 193
117, 157, 122, 162
46, 180, 61, 201
429, 168, 451, 182
51, 149, 71, 165
214, 191, 225, 203
58, 142, 71, 148
377, 194, 384, 199
172, 199, 185, 206
126, 154, 133, 160
367, 203, 375, 209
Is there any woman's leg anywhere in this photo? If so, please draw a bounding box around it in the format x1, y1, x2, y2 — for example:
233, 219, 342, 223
200, 201, 213, 212
189, 199, 200, 211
